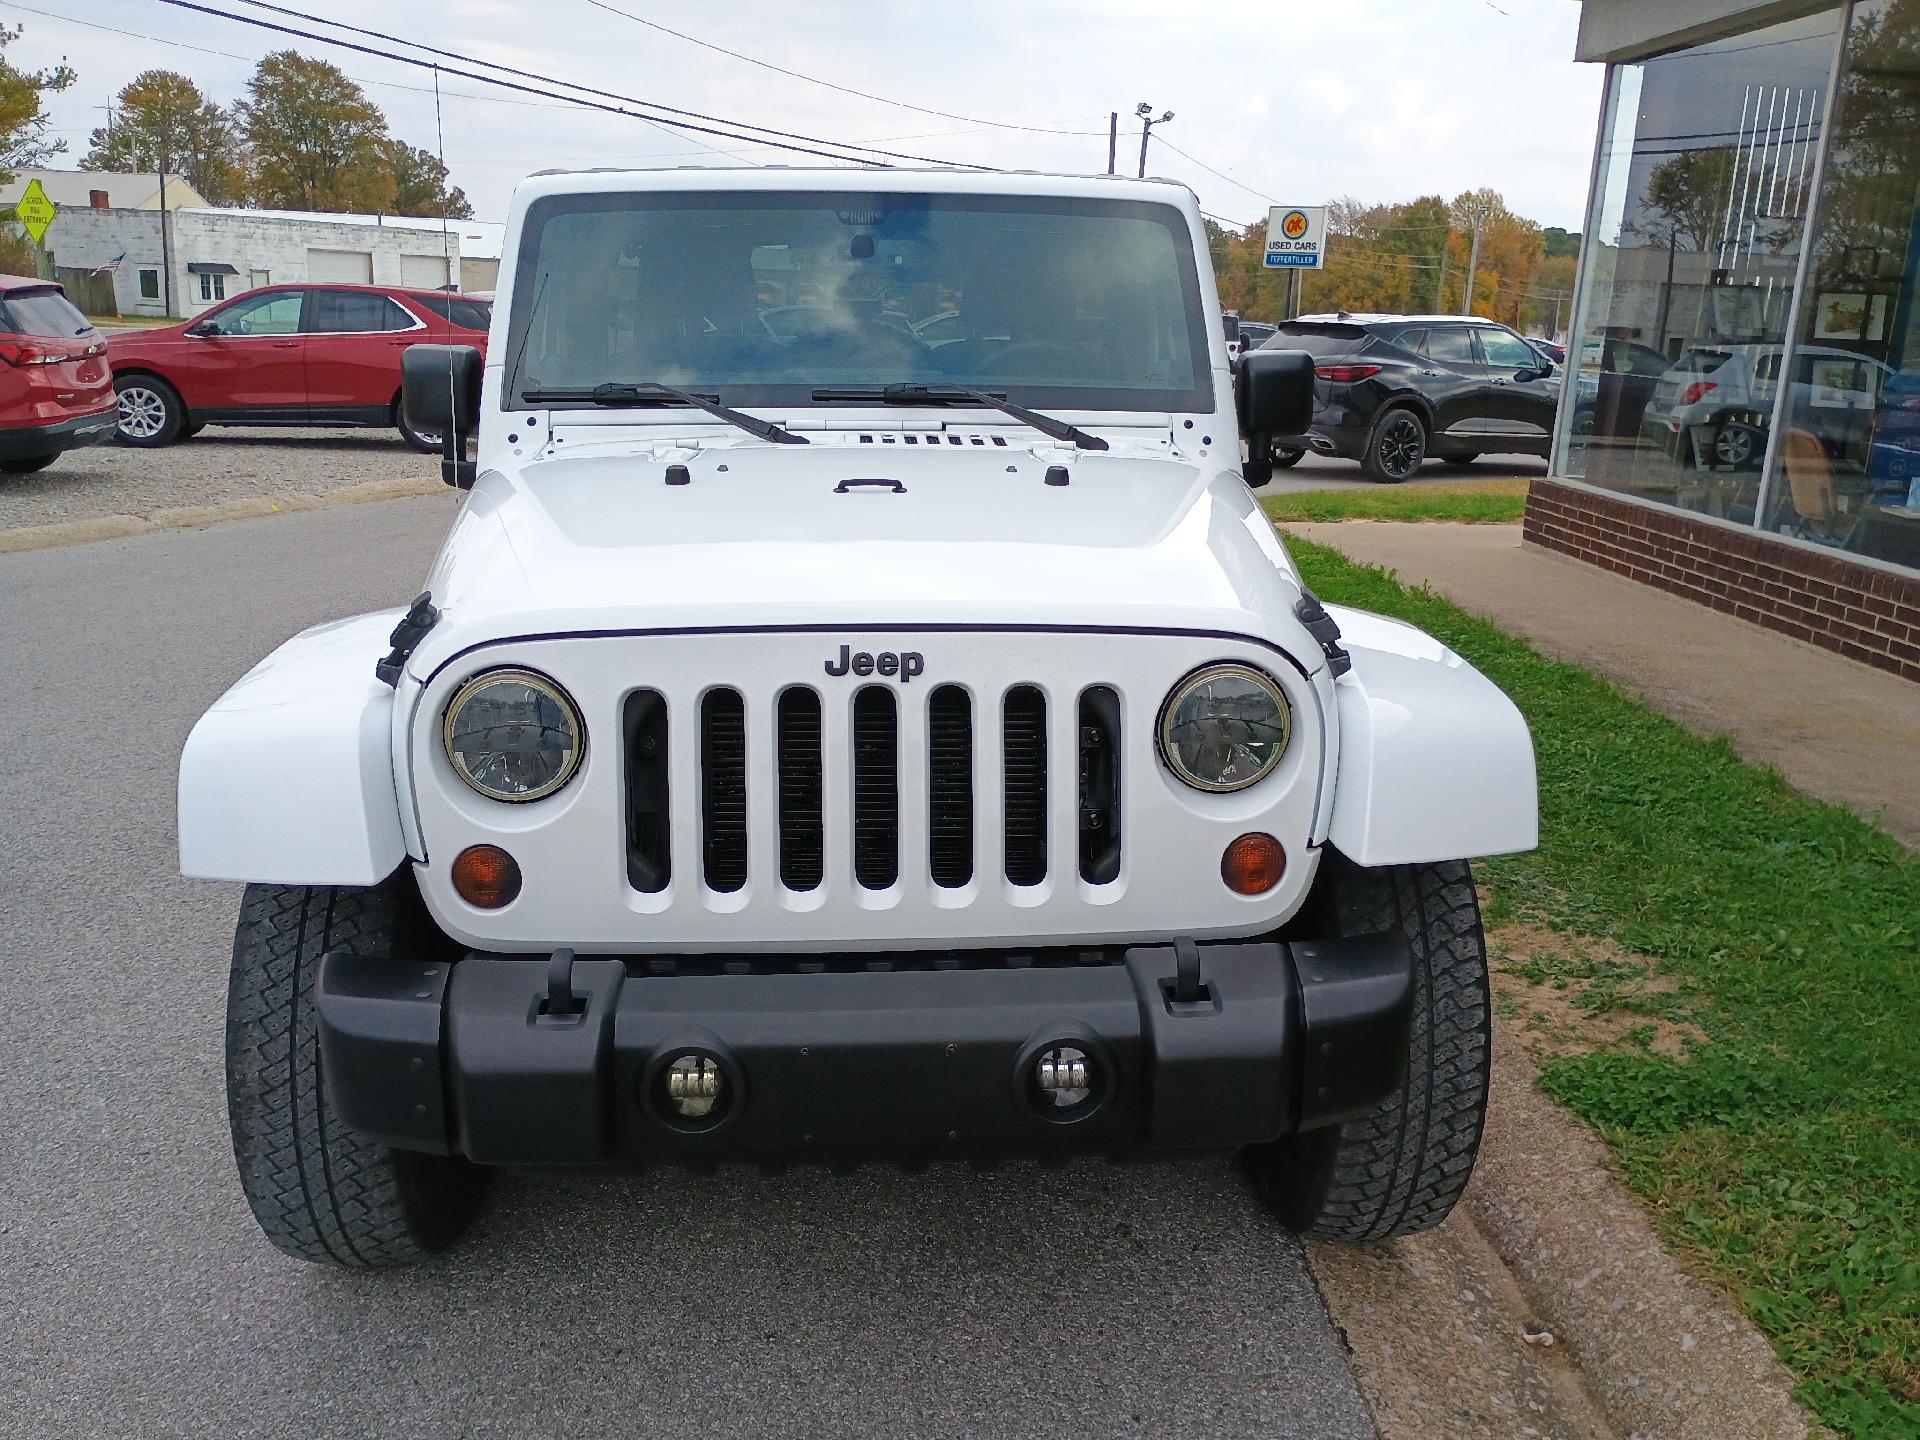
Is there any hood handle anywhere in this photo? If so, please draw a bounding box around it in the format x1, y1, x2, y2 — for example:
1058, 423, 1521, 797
834, 477, 906, 494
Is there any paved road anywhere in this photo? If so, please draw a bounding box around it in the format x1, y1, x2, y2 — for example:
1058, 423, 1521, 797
1268, 450, 1548, 494
0, 496, 1377, 1440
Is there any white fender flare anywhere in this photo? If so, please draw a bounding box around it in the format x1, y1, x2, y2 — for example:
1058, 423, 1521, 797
1324, 603, 1538, 867
178, 610, 409, 885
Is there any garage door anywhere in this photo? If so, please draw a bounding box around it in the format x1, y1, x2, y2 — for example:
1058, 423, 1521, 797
399, 253, 450, 289
307, 248, 373, 284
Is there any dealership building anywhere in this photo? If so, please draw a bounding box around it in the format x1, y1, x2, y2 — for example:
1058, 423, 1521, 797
1538, 0, 1920, 683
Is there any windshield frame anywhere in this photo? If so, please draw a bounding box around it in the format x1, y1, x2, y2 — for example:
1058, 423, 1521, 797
501, 189, 1214, 415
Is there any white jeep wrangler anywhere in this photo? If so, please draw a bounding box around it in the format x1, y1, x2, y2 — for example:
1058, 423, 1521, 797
180, 168, 1536, 1267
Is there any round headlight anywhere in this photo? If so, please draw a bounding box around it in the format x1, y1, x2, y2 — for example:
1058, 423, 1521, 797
1157, 663, 1291, 793
442, 668, 585, 803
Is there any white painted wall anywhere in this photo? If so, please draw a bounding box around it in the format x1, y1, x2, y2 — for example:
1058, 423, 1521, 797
42, 207, 467, 316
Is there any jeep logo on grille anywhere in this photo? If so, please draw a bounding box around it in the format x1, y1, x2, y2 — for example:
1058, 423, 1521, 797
824, 645, 924, 683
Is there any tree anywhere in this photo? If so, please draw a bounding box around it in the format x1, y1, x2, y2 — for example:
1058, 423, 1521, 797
237, 51, 393, 212
1541, 227, 1582, 260
1639, 148, 1736, 252
0, 23, 77, 185
383, 139, 472, 219
83, 70, 248, 206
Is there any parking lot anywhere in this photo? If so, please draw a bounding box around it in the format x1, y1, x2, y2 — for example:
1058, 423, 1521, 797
0, 440, 1414, 1440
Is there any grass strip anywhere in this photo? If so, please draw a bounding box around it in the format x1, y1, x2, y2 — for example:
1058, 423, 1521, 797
1261, 478, 1529, 524
1290, 535, 1919, 1438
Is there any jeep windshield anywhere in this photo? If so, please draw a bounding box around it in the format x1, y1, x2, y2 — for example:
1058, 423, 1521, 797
504, 190, 1211, 414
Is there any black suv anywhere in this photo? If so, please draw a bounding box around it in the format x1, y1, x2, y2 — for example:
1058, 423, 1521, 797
1260, 314, 1561, 482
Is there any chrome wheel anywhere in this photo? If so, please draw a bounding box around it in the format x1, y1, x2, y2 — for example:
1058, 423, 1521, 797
117, 385, 167, 440
1714, 422, 1760, 469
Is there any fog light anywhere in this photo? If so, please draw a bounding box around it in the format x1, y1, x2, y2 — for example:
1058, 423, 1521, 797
1221, 833, 1285, 895
1034, 1046, 1092, 1109
451, 844, 521, 908
664, 1055, 724, 1119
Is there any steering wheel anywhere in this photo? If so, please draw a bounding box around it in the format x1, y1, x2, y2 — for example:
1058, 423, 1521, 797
995, 340, 1084, 372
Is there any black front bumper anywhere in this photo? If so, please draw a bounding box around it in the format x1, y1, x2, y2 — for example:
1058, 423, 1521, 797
316, 935, 1413, 1166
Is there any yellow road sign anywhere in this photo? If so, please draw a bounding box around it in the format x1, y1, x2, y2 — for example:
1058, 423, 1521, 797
15, 178, 57, 247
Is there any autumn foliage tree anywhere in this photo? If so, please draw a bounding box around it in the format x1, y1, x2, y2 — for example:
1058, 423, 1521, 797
0, 22, 75, 184
383, 139, 472, 220
83, 71, 249, 206
237, 52, 393, 211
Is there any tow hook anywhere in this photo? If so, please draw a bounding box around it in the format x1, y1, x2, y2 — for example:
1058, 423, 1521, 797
1166, 935, 1216, 1015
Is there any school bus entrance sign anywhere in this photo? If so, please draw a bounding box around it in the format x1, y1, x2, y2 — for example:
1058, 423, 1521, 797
1263, 205, 1326, 269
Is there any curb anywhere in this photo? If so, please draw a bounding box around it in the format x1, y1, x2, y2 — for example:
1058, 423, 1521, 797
0, 475, 448, 556
1310, 1033, 1821, 1440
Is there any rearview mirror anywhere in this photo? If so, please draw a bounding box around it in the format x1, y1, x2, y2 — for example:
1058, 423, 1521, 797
402, 344, 484, 488
1236, 348, 1315, 487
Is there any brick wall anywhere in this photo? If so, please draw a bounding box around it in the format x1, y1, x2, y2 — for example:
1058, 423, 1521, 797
1524, 477, 1920, 683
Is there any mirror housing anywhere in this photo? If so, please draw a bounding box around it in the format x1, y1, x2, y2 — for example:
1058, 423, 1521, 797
402, 343, 484, 488
1236, 348, 1315, 487
185, 321, 221, 338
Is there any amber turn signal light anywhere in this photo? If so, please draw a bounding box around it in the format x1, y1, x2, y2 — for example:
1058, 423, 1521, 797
1221, 833, 1285, 895
451, 844, 522, 909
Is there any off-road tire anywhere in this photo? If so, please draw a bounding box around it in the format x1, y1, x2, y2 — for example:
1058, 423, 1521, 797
114, 373, 185, 448
226, 878, 487, 1266
1246, 854, 1491, 1240
1361, 407, 1427, 483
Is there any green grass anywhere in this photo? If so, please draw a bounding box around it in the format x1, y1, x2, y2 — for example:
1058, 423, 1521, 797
1293, 536, 1920, 1437
1261, 478, 1529, 524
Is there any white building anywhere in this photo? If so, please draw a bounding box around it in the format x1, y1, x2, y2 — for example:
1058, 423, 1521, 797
40, 205, 498, 317
1, 167, 211, 212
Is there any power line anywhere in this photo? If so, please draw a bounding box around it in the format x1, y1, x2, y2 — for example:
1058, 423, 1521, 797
1149, 133, 1279, 205
155, 0, 985, 168
580, 0, 1107, 138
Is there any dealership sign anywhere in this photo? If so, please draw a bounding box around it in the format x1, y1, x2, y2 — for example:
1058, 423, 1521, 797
1263, 205, 1327, 269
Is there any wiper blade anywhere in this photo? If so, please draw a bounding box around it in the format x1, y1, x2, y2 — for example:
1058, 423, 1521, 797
523, 381, 807, 445
812, 383, 1109, 451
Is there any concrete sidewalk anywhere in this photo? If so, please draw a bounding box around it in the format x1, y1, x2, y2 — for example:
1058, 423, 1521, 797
1283, 521, 1920, 848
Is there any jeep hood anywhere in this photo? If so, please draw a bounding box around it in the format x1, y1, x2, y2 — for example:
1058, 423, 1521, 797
407, 443, 1308, 680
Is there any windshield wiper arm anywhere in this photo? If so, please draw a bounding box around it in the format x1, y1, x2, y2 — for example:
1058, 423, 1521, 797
811, 384, 1108, 451
523, 382, 807, 445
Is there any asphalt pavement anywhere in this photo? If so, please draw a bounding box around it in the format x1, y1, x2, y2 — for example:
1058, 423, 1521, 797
1268, 451, 1548, 493
0, 494, 1378, 1439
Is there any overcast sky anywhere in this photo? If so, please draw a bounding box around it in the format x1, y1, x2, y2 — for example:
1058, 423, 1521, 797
12, 0, 1604, 231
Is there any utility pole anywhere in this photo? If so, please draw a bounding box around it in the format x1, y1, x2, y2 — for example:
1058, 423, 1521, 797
1435, 228, 1449, 311
1462, 218, 1483, 316
1107, 112, 1118, 175
1135, 102, 1173, 179
157, 127, 175, 318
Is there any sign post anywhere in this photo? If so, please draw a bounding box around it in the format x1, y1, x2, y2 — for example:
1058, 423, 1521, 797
1262, 206, 1327, 271
14, 178, 58, 279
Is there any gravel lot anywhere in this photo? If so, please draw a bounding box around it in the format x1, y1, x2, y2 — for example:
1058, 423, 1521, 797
0, 428, 433, 532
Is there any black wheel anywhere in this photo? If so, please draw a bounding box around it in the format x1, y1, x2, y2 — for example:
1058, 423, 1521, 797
1, 453, 58, 474
1273, 446, 1306, 469
1361, 407, 1427, 483
226, 876, 488, 1266
395, 399, 443, 454
1570, 407, 1596, 438
1245, 853, 1491, 1240
114, 373, 185, 447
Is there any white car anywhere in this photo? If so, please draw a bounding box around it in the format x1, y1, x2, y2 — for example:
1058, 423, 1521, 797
178, 168, 1537, 1267
1643, 342, 1889, 468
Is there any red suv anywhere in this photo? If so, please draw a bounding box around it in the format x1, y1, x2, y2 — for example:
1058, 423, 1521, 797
106, 283, 491, 452
0, 275, 116, 475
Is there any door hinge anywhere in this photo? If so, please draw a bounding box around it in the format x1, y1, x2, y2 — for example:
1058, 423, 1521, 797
375, 592, 439, 687
1295, 591, 1352, 678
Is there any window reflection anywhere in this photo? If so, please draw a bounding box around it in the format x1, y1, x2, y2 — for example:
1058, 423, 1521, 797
1562, 12, 1840, 526
1764, 0, 1920, 569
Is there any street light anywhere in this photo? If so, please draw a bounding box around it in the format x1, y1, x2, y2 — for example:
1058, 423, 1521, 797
1135, 102, 1174, 179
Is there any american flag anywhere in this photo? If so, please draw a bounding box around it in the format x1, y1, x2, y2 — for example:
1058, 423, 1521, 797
91, 252, 126, 276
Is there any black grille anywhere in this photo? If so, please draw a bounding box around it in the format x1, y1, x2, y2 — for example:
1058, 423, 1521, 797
1003, 686, 1048, 886
624, 690, 670, 893
777, 687, 824, 891
927, 685, 973, 887
700, 689, 747, 892
1078, 686, 1122, 885
852, 686, 899, 888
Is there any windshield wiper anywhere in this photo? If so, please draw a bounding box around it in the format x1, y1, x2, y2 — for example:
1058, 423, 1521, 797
811, 383, 1109, 451
523, 381, 808, 445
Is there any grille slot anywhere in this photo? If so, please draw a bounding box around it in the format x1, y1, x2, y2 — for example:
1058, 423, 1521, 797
1078, 686, 1122, 885
1003, 685, 1048, 886
624, 689, 670, 892
700, 689, 748, 892
927, 685, 974, 887
852, 686, 899, 888
776, 687, 824, 891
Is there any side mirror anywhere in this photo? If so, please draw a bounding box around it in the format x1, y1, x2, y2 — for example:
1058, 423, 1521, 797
402, 343, 484, 488
1236, 348, 1315, 487
186, 321, 221, 338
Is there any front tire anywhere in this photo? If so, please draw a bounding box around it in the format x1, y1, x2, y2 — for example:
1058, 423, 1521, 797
1245, 854, 1492, 1240
395, 399, 443, 454
1273, 446, 1306, 469
1361, 407, 1427, 483
226, 878, 488, 1266
114, 374, 185, 447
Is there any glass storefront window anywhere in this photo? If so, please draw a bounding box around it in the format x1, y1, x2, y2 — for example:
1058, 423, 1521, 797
1560, 11, 1842, 526
1762, 0, 1920, 572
